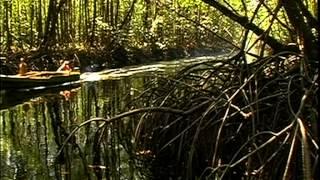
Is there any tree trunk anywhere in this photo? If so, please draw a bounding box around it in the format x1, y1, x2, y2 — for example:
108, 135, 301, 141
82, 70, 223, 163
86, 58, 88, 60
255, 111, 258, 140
282, 0, 318, 65
90, 0, 97, 46
37, 0, 43, 46
114, 0, 120, 26
30, 2, 35, 47
42, 0, 56, 49
4, 0, 12, 53
42, 0, 67, 49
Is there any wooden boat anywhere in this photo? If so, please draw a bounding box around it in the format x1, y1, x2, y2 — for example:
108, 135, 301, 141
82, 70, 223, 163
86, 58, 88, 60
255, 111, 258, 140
0, 71, 80, 89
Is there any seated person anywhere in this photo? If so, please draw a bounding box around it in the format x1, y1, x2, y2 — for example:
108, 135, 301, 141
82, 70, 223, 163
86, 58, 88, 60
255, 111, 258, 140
18, 58, 28, 75
57, 60, 72, 71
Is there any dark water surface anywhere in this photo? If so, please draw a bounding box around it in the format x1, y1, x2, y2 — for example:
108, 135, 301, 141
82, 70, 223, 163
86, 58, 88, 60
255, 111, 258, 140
0, 52, 235, 179
0, 77, 151, 179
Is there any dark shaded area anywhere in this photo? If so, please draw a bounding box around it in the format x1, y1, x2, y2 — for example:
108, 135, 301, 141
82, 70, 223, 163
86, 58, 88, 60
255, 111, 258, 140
131, 52, 318, 179
0, 82, 80, 110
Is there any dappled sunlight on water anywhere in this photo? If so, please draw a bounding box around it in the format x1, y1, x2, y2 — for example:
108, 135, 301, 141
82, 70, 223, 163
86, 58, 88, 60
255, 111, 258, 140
80, 50, 237, 82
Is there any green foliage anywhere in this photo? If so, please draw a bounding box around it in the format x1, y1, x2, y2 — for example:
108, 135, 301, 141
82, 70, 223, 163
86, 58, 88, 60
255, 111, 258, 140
0, 0, 318, 64
0, 0, 238, 54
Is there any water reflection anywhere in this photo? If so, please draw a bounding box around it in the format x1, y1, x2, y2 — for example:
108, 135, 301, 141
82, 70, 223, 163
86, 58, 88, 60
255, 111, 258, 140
0, 76, 150, 180
1, 54, 235, 179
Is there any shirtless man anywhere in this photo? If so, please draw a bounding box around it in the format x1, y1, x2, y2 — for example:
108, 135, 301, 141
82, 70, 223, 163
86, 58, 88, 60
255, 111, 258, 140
57, 60, 72, 71
18, 58, 28, 75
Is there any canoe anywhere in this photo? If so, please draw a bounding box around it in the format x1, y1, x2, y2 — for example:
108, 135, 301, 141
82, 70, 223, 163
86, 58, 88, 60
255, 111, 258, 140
0, 71, 80, 89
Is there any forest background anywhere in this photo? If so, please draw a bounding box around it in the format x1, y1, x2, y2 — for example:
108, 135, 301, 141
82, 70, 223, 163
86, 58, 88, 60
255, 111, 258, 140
1, 0, 316, 72
1, 0, 235, 72
0, 0, 318, 179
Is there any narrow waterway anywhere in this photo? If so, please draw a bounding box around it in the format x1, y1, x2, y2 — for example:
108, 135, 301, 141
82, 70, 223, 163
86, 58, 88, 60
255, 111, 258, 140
0, 51, 236, 179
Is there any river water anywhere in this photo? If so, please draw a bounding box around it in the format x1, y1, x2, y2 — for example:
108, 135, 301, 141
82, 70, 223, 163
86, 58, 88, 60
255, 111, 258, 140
0, 52, 235, 179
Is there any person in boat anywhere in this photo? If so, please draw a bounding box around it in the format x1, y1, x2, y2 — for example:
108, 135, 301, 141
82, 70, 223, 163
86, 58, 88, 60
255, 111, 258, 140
57, 60, 72, 71
18, 57, 28, 75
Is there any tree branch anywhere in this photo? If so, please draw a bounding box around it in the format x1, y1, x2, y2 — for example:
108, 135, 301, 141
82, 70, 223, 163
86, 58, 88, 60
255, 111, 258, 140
282, 0, 318, 63
202, 0, 299, 53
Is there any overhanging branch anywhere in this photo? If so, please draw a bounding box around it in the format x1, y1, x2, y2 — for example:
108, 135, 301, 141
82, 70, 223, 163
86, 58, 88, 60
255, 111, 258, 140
202, 0, 299, 53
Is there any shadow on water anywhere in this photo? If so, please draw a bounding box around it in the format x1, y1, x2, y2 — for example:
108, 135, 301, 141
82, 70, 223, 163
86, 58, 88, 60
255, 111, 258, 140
0, 76, 153, 179
0, 82, 80, 110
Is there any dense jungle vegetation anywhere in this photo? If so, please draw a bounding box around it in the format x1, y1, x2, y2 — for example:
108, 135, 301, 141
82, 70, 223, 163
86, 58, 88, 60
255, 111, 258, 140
1, 0, 236, 72
1, 0, 318, 179
1, 0, 316, 71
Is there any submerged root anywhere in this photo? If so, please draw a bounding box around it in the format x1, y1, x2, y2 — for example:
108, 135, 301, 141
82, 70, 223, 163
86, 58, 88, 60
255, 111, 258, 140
60, 50, 318, 179
130, 52, 318, 179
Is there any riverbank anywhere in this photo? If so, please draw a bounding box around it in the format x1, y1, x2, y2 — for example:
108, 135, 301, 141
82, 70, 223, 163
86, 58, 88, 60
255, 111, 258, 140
0, 44, 231, 75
